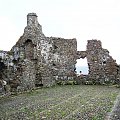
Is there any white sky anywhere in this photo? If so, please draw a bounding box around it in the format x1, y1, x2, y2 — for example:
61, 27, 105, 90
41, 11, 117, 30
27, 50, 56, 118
0, 0, 120, 67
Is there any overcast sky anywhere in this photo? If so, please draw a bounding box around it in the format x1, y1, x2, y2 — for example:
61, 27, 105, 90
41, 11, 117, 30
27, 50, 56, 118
0, 0, 120, 72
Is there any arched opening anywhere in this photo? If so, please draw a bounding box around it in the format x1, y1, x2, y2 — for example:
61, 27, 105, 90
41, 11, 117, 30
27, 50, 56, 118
75, 58, 89, 75
25, 39, 34, 60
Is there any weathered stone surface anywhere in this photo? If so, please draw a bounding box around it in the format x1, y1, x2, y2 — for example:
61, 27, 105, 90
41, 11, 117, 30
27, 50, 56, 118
0, 13, 120, 93
77, 51, 87, 59
86, 40, 118, 84
0, 13, 77, 90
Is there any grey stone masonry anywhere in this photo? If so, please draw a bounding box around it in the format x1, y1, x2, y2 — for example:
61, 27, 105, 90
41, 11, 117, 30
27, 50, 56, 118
0, 13, 120, 92
8, 13, 77, 90
86, 40, 118, 84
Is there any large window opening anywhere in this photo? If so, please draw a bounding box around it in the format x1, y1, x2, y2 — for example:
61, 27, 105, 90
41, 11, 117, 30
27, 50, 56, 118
75, 58, 89, 75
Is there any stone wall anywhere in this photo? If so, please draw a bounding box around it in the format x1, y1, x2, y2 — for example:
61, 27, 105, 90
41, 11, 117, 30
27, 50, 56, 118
50, 37, 77, 80
86, 40, 118, 84
0, 13, 120, 93
5, 13, 77, 90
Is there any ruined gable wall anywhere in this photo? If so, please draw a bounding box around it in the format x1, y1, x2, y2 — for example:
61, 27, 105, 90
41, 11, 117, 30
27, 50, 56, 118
9, 13, 44, 89
10, 13, 58, 88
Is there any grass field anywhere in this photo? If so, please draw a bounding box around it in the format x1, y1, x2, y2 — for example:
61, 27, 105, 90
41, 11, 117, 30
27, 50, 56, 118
0, 85, 120, 120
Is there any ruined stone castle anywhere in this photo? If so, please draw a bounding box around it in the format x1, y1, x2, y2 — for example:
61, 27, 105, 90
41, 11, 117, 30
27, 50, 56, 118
0, 13, 119, 91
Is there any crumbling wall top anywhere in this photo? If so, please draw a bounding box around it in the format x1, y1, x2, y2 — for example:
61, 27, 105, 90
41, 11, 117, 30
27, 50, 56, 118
27, 13, 38, 27
27, 13, 38, 17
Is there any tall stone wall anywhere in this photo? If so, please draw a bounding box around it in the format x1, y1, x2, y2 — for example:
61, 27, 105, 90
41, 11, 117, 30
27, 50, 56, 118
11, 13, 54, 88
0, 13, 120, 93
6, 13, 77, 90
50, 37, 77, 80
86, 40, 118, 84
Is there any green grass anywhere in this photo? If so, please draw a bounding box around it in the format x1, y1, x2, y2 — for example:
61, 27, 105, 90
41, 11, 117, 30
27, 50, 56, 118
0, 85, 119, 120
